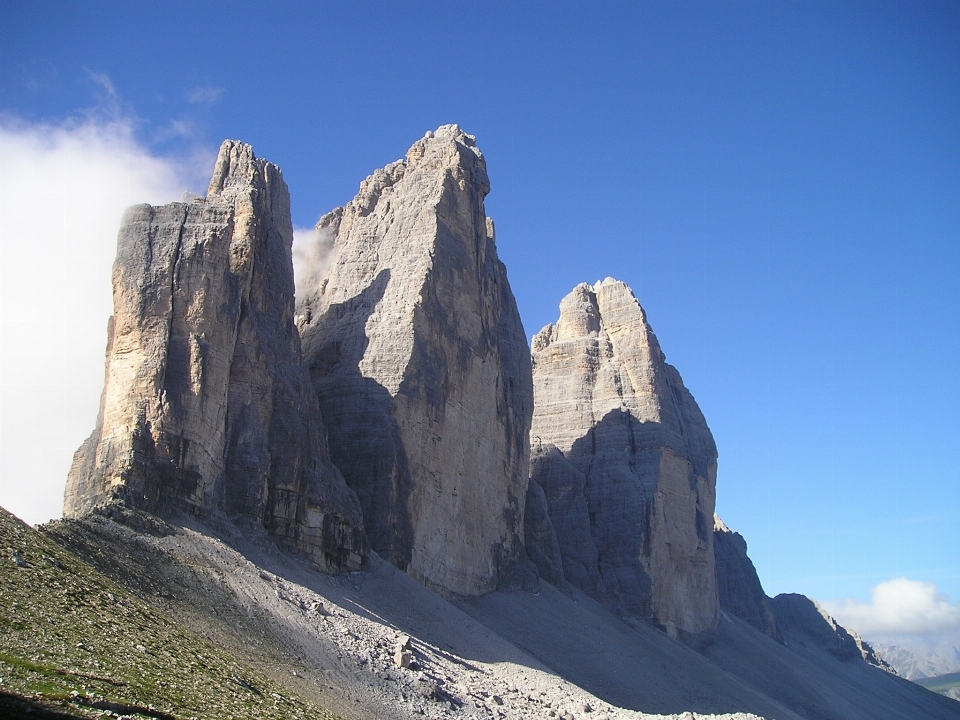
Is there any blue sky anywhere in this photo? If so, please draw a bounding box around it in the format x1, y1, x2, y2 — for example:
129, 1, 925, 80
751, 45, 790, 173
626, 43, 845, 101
1, 1, 958, 637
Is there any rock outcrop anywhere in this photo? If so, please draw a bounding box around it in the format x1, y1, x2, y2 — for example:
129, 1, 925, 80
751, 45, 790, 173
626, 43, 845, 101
64, 140, 367, 571
523, 478, 567, 588
771, 593, 890, 669
296, 125, 533, 596
527, 278, 719, 634
713, 515, 781, 641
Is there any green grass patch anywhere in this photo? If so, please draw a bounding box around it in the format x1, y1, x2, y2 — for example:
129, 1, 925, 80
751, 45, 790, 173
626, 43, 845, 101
916, 671, 960, 693
1, 506, 346, 720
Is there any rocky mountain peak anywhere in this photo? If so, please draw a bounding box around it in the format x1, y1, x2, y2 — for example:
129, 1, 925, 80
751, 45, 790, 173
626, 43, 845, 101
772, 593, 891, 669
296, 125, 533, 596
526, 278, 719, 633
64, 140, 367, 571
207, 139, 273, 196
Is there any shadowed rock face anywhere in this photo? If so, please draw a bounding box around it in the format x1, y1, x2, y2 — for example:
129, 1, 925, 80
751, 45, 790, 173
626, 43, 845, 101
772, 593, 891, 669
523, 478, 566, 588
296, 125, 533, 596
527, 279, 719, 633
64, 140, 367, 572
713, 515, 782, 641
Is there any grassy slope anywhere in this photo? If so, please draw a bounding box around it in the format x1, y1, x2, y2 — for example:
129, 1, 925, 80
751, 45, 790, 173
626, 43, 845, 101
918, 673, 960, 693
0, 506, 344, 720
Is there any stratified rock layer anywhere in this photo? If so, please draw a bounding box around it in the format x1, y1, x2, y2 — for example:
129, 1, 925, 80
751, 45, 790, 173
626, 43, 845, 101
528, 279, 719, 633
713, 515, 781, 641
64, 141, 367, 571
297, 125, 533, 596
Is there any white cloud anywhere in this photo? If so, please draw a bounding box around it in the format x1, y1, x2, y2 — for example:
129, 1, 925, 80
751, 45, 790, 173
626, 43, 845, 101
85, 70, 120, 104
823, 578, 960, 638
292, 225, 337, 302
0, 112, 205, 525
188, 86, 225, 105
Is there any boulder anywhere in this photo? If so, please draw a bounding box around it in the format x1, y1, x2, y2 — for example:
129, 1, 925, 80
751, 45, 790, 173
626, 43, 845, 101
63, 140, 367, 571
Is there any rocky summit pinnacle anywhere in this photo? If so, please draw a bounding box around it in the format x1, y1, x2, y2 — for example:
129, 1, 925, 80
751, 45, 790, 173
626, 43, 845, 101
526, 278, 719, 634
64, 140, 367, 571
296, 124, 534, 596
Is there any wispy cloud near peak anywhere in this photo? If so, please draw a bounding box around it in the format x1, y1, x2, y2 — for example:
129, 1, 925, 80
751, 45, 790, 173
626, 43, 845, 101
188, 86, 225, 106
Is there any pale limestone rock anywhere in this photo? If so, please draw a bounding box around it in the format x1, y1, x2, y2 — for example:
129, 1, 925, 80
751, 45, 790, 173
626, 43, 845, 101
394, 650, 414, 669
528, 278, 719, 633
64, 140, 367, 571
713, 515, 781, 641
297, 125, 533, 596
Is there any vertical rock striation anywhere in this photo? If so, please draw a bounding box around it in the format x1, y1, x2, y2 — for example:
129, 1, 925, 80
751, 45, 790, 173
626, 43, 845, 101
527, 278, 719, 633
64, 141, 367, 571
296, 125, 533, 596
713, 515, 781, 641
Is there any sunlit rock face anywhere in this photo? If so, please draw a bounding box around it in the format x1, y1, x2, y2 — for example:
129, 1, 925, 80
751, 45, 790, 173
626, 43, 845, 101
713, 515, 782, 641
296, 125, 533, 596
527, 278, 719, 633
64, 140, 367, 572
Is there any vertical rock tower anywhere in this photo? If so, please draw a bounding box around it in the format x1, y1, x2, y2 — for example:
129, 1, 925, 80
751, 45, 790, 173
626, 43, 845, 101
64, 141, 367, 571
297, 125, 533, 596
528, 278, 719, 633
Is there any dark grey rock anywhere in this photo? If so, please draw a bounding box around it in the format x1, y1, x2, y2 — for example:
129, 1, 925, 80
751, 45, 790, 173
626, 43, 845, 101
713, 515, 782, 641
772, 593, 891, 669
523, 477, 566, 589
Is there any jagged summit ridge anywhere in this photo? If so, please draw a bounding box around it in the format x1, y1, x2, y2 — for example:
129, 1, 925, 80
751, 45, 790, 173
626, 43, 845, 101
64, 140, 367, 571
296, 124, 534, 596
527, 278, 719, 633
713, 514, 782, 641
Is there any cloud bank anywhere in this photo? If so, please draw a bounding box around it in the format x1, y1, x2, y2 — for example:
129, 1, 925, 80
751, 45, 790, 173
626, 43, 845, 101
0, 114, 202, 525
824, 578, 960, 638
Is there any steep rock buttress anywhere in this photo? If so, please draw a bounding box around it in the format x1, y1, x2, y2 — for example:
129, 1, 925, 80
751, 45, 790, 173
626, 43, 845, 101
527, 279, 719, 634
296, 125, 533, 596
64, 141, 367, 571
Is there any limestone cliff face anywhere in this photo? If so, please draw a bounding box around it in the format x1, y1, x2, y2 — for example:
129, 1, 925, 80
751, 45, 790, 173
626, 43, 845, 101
64, 141, 367, 571
527, 279, 719, 633
296, 125, 533, 596
713, 515, 781, 641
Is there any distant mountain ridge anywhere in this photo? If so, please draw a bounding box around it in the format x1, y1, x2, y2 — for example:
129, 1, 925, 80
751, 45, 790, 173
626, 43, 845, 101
875, 638, 960, 680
